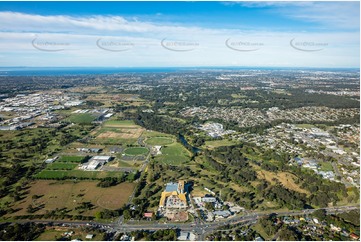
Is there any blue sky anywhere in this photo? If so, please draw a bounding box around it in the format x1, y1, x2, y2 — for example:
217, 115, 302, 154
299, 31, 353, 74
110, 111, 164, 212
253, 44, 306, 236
0, 1, 359, 68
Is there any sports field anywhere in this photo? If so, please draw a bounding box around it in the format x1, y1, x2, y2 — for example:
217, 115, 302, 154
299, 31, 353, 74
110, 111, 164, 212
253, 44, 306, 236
123, 147, 148, 156
93, 120, 144, 145
145, 137, 174, 146
67, 113, 96, 124
46, 162, 78, 170
154, 142, 191, 165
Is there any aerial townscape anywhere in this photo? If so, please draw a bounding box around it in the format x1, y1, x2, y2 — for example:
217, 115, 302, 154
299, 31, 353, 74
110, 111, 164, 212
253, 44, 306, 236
0, 67, 359, 241
0, 1, 360, 241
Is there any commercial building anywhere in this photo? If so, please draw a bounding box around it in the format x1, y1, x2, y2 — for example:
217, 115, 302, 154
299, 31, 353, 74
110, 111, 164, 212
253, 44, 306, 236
81, 156, 111, 171
159, 180, 188, 209
213, 210, 232, 219
177, 232, 196, 241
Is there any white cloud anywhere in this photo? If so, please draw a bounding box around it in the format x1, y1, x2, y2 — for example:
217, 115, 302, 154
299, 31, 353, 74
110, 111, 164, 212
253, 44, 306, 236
284, 2, 359, 29
224, 1, 313, 8
0, 11, 220, 36
224, 1, 359, 29
0, 10, 359, 67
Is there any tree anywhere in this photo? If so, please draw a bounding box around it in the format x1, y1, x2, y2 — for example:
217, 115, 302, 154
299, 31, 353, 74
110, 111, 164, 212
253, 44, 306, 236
259, 215, 279, 237
27, 204, 35, 213
0, 222, 45, 240
312, 209, 327, 221
95, 211, 102, 220
123, 209, 131, 220
278, 226, 299, 241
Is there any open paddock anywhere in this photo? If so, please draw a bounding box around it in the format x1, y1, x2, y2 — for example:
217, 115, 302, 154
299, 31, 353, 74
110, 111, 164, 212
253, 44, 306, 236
257, 170, 310, 195
10, 180, 135, 217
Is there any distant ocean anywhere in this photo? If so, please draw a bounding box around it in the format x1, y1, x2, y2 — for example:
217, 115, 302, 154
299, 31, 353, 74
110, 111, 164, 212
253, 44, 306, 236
0, 67, 184, 76
0, 67, 358, 76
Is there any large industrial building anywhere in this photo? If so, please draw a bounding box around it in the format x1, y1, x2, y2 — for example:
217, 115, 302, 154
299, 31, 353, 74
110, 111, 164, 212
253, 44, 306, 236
80, 155, 111, 170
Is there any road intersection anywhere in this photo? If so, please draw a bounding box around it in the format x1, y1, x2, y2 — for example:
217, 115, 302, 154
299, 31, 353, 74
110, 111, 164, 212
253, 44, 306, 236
9, 205, 358, 240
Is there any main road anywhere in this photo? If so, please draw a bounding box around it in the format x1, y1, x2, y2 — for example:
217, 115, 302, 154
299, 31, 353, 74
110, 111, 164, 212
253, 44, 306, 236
9, 205, 358, 240
112, 205, 358, 240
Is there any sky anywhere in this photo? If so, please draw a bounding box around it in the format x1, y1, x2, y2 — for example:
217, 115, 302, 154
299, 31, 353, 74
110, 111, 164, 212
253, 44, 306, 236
0, 1, 359, 68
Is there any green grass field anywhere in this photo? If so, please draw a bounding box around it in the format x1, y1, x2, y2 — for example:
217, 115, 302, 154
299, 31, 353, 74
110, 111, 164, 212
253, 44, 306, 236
58, 156, 87, 163
68, 113, 96, 124
154, 143, 190, 165
34, 170, 125, 179
203, 139, 238, 149
145, 137, 174, 146
142, 130, 173, 138
46, 162, 78, 170
123, 147, 148, 156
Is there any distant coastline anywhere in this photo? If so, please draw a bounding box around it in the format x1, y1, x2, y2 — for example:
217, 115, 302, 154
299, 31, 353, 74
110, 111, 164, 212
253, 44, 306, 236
0, 66, 358, 76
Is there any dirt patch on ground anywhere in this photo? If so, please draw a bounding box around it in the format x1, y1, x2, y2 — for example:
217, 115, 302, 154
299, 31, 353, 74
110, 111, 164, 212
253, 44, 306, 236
165, 210, 188, 222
